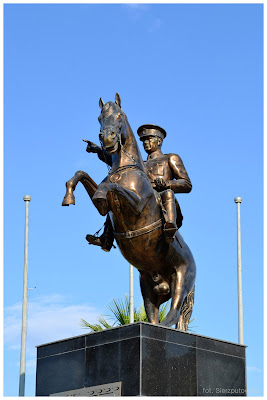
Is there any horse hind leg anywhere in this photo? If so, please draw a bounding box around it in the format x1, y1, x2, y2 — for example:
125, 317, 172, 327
176, 286, 195, 331
140, 272, 160, 324
160, 265, 191, 328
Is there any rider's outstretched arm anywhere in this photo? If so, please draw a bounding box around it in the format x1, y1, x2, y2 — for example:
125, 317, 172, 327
84, 140, 112, 166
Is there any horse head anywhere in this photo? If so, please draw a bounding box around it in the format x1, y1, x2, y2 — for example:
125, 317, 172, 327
98, 93, 127, 155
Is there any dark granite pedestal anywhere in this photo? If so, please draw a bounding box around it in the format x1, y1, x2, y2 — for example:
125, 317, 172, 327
36, 322, 246, 396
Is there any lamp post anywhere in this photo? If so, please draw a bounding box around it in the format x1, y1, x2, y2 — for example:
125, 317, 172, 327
19, 195, 31, 396
234, 196, 244, 345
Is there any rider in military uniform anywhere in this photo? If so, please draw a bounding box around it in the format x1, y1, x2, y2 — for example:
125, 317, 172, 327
85, 124, 192, 250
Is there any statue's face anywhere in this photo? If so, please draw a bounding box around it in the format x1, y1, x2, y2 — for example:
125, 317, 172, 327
142, 136, 161, 154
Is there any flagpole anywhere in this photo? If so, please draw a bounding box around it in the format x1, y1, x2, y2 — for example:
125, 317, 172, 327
234, 197, 244, 345
19, 195, 31, 396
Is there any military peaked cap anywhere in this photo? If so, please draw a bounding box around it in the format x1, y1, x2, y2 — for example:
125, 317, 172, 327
137, 124, 167, 141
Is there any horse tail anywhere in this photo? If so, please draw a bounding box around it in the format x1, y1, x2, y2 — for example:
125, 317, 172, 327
176, 286, 195, 331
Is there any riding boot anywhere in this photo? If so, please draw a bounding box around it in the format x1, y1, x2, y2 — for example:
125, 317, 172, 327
161, 189, 178, 244
86, 214, 114, 252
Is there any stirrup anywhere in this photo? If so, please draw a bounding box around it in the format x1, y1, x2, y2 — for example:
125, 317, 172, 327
86, 234, 102, 247
85, 234, 114, 252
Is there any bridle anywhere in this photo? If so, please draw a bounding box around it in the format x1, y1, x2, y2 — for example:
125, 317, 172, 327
100, 118, 143, 175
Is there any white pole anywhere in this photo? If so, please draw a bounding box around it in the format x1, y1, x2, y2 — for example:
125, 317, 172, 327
19, 195, 31, 396
129, 264, 134, 323
234, 197, 244, 345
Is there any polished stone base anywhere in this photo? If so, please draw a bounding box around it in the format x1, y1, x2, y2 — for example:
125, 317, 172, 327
36, 322, 246, 396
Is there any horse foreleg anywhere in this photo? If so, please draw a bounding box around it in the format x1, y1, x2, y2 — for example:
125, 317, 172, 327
80, 174, 98, 200
140, 272, 160, 324
62, 171, 98, 206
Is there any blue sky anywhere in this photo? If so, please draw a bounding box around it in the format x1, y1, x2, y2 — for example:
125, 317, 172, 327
3, 3, 263, 397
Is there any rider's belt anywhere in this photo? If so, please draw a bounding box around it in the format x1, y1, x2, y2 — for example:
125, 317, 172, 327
113, 218, 162, 239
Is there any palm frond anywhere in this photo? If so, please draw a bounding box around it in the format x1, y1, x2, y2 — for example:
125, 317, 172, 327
97, 316, 113, 330
80, 315, 113, 332
80, 319, 104, 332
186, 318, 197, 332
81, 297, 194, 332
107, 296, 130, 325
136, 305, 148, 322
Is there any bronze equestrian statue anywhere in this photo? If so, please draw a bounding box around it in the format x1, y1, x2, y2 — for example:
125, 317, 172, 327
85, 123, 192, 252
62, 94, 196, 330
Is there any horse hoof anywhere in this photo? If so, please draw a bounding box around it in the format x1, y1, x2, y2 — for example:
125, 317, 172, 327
62, 194, 75, 206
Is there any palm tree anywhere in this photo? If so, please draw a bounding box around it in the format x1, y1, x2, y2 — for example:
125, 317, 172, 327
80, 295, 171, 332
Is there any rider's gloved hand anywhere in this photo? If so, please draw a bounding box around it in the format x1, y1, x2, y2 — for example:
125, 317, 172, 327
84, 140, 101, 154
154, 178, 168, 191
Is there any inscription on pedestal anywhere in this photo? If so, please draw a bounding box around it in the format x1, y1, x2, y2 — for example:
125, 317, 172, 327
50, 382, 122, 397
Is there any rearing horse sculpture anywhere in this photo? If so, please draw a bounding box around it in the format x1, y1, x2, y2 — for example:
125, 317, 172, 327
62, 94, 196, 329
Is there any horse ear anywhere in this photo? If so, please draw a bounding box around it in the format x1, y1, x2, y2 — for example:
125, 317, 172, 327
115, 93, 121, 108
99, 98, 105, 110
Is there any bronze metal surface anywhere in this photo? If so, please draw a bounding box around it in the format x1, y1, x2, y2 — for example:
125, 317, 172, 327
62, 94, 196, 329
